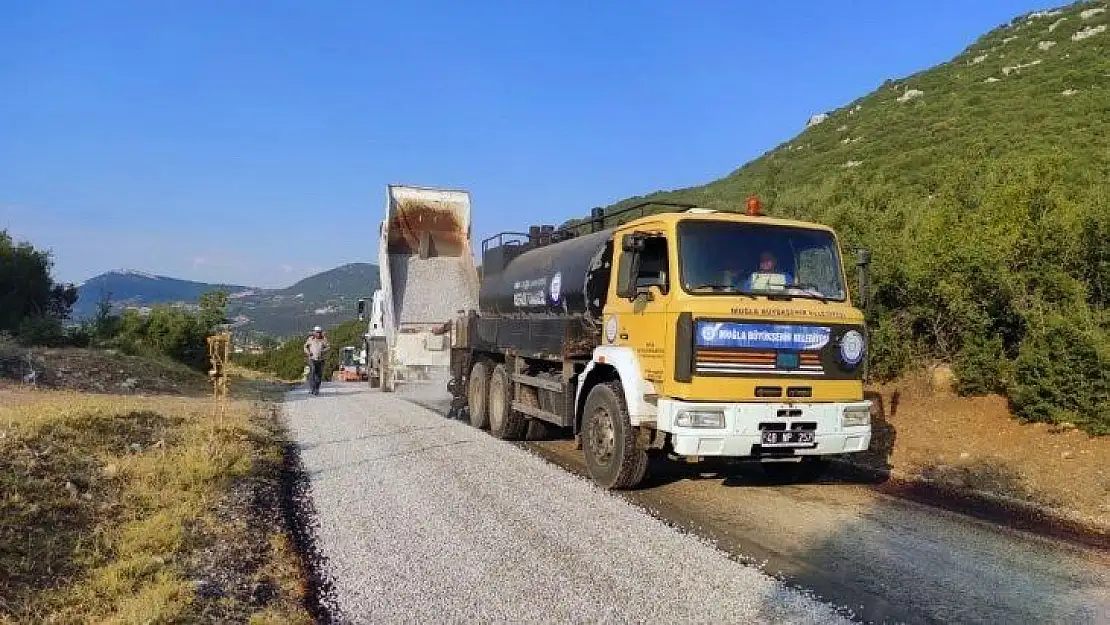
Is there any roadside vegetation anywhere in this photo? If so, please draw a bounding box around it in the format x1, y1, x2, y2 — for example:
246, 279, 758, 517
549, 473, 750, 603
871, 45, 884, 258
1, 230, 313, 622
583, 1, 1110, 434
0, 390, 312, 624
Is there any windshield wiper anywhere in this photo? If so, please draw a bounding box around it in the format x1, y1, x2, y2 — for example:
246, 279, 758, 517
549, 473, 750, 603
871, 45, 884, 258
689, 283, 734, 291
689, 283, 758, 298
786, 283, 830, 302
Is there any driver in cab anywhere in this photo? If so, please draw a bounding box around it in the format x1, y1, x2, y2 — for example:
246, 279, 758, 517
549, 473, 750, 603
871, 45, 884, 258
703, 251, 794, 293
744, 251, 793, 292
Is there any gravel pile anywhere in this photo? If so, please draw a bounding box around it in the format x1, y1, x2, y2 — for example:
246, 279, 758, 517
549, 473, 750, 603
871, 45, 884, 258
283, 383, 854, 624
389, 255, 478, 323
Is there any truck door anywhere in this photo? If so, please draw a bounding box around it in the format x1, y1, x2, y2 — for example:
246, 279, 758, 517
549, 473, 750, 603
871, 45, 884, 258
607, 228, 672, 387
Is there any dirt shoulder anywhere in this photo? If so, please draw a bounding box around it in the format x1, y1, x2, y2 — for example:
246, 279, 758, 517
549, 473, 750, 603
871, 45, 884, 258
0, 344, 213, 397
0, 364, 310, 623
851, 372, 1110, 538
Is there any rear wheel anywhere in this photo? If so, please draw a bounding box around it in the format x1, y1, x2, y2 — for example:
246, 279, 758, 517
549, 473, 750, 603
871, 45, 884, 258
467, 360, 491, 429
488, 364, 526, 440
418, 231, 432, 259
582, 381, 648, 489
381, 359, 394, 392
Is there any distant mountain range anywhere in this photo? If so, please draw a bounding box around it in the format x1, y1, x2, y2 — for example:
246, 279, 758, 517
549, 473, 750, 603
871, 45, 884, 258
74, 263, 380, 339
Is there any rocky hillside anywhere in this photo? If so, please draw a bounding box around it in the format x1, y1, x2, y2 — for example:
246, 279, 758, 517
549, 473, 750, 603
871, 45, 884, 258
591, 1, 1110, 432
75, 263, 380, 339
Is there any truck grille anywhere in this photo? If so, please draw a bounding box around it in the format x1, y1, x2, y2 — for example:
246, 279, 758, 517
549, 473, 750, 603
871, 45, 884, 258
694, 349, 824, 376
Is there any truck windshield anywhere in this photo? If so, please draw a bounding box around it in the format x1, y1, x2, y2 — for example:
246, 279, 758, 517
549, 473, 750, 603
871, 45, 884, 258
677, 220, 847, 301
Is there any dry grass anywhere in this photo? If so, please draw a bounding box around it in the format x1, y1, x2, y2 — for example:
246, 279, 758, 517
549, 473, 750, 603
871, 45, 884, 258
0, 386, 311, 624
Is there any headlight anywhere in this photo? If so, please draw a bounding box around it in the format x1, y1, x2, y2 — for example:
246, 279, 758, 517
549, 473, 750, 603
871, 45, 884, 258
841, 405, 871, 427
675, 410, 725, 428
840, 330, 865, 367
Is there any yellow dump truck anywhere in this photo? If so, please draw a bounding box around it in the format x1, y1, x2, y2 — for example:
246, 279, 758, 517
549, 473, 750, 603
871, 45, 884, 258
447, 198, 872, 489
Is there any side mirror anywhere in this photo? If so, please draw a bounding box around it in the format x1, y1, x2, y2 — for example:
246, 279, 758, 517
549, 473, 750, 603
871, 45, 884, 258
855, 248, 871, 310
616, 255, 637, 299
357, 298, 365, 321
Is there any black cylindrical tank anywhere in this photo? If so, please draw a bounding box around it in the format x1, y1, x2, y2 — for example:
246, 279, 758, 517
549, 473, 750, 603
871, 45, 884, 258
479, 228, 615, 323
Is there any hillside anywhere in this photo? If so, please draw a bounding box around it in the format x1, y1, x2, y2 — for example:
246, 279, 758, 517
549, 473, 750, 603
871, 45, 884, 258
588, 1, 1110, 431
226, 263, 380, 339
72, 270, 251, 318
74, 263, 380, 339
277, 262, 376, 301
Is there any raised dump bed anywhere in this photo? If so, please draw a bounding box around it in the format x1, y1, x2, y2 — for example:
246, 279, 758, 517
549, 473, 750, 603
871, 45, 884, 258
376, 184, 479, 390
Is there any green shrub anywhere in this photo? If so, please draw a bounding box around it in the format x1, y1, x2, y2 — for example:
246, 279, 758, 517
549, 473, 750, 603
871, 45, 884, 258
954, 335, 1009, 396
867, 315, 914, 382
17, 316, 65, 347
1009, 312, 1110, 434
64, 325, 93, 349
100, 290, 229, 371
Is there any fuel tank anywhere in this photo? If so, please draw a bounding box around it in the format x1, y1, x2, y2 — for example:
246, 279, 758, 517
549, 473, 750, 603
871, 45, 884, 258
479, 228, 615, 323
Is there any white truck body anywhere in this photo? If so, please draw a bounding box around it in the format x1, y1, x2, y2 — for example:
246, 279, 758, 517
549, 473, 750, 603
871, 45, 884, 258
376, 184, 480, 390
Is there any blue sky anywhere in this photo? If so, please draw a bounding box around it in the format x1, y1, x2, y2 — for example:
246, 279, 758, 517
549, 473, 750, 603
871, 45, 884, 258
0, 0, 1051, 288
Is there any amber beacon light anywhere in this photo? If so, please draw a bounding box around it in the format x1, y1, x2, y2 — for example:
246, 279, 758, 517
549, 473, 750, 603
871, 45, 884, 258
745, 195, 763, 216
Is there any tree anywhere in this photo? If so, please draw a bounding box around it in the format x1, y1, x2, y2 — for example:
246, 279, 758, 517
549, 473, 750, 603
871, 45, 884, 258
0, 230, 78, 344
197, 290, 229, 331
93, 290, 121, 339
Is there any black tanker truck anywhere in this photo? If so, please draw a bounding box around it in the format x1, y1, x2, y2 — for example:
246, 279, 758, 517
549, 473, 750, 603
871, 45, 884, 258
446, 199, 874, 490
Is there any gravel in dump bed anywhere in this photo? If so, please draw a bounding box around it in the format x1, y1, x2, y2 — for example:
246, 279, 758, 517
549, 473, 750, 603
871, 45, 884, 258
284, 383, 854, 624
389, 255, 478, 324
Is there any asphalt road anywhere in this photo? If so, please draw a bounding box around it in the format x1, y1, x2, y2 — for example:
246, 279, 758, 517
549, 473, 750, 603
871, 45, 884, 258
287, 381, 1110, 624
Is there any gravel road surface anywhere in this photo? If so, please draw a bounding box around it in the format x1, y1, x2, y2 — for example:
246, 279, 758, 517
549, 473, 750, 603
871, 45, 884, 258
288, 381, 1110, 624
284, 382, 854, 624
532, 441, 1110, 625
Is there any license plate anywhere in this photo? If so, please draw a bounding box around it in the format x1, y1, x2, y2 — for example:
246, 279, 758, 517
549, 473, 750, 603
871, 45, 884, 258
761, 430, 815, 446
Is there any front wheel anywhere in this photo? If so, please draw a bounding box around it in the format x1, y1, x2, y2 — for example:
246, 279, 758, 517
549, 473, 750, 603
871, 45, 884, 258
582, 381, 648, 490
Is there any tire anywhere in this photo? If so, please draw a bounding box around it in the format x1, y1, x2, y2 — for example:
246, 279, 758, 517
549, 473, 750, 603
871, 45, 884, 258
381, 360, 394, 393
418, 231, 432, 259
368, 347, 383, 388
581, 381, 648, 489
761, 457, 827, 483
488, 363, 526, 440
467, 360, 492, 429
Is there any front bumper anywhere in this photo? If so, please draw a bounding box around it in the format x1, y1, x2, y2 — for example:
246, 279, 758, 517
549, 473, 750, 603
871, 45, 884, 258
655, 398, 872, 458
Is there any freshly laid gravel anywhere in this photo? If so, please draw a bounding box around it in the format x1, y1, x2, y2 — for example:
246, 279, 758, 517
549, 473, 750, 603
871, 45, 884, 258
284, 383, 854, 624
388, 255, 478, 324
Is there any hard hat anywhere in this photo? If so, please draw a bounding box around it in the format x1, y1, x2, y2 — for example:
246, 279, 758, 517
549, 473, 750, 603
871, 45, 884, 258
313, 325, 322, 332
